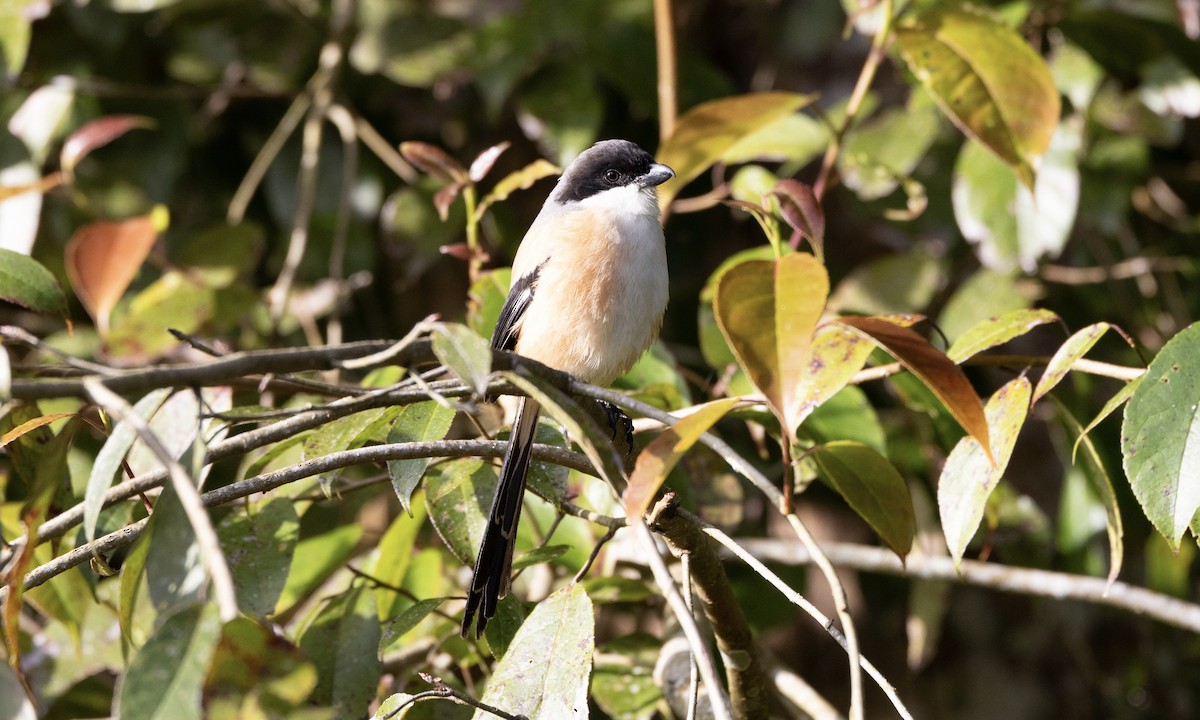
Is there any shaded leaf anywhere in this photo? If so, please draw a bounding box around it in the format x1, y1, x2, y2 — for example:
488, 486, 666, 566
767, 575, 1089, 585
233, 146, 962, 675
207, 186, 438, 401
839, 315, 992, 460
399, 141, 467, 183
297, 584, 381, 719
713, 253, 829, 438
1034, 322, 1128, 403
0, 248, 68, 317
204, 617, 317, 713
477, 583, 593, 719
827, 249, 944, 317
433, 181, 466, 221
895, 3, 1060, 187
60, 115, 155, 175
624, 398, 739, 519
274, 524, 362, 614
431, 322, 492, 397
1054, 398, 1123, 586
216, 498, 299, 617
426, 458, 500, 565
1121, 323, 1200, 549
772, 179, 824, 259
379, 598, 445, 652
1073, 377, 1142, 461
658, 92, 814, 207
116, 603, 222, 720
938, 377, 1031, 566
65, 210, 167, 335
839, 94, 943, 201
813, 441, 915, 558
946, 308, 1060, 363
370, 500, 429, 620
386, 401, 457, 513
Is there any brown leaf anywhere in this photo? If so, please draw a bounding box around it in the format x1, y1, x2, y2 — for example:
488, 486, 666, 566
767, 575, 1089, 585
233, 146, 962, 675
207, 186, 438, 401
838, 315, 992, 461
433, 181, 466, 221
468, 141, 511, 183
65, 209, 166, 335
399, 141, 467, 184
772, 180, 824, 259
60, 115, 155, 176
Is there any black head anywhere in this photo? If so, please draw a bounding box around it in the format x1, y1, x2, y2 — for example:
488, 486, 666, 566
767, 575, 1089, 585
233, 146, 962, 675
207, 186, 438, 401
554, 140, 673, 204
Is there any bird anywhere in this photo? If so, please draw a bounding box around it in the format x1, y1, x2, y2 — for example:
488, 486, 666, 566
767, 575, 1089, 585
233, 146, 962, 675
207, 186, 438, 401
461, 139, 674, 638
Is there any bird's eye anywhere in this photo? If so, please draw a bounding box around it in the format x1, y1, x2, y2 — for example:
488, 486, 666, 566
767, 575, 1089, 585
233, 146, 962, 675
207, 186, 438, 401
603, 169, 621, 184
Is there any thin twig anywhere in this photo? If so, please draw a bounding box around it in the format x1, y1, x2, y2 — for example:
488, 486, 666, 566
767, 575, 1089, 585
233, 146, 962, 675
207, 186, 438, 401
653, 0, 678, 143
1041, 256, 1193, 284
82, 379, 239, 622
851, 354, 1145, 386
322, 103, 359, 358
227, 91, 311, 224
0, 326, 120, 376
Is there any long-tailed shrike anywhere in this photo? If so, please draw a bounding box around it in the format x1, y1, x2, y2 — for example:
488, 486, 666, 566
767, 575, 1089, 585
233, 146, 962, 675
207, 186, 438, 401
461, 139, 673, 638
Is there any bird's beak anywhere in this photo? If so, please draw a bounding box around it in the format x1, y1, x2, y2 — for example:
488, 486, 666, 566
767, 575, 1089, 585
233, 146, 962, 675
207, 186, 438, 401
638, 163, 675, 188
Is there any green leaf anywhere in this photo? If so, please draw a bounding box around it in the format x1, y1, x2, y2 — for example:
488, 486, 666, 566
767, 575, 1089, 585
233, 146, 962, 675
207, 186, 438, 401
592, 634, 664, 720
369, 500, 428, 620
951, 127, 1081, 272
839, 93, 943, 201
468, 267, 512, 339
583, 576, 655, 605
511, 544, 570, 572
803, 385, 886, 455
106, 272, 216, 359
1073, 377, 1142, 461
0, 248, 68, 317
827, 249, 944, 316
274, 524, 362, 614
658, 92, 814, 207
624, 398, 740, 519
1053, 398, 1123, 586
937, 269, 1034, 342
297, 584, 381, 718
839, 316, 992, 461
204, 617, 317, 713
1121, 323, 1200, 549
386, 401, 456, 513
946, 308, 1060, 363
938, 377, 1032, 566
302, 406, 399, 461
0, 1, 31, 77
478, 583, 594, 719
895, 3, 1060, 187
813, 441, 915, 558
1033, 323, 1126, 403
0, 661, 34, 720
216, 498, 299, 617
116, 603, 223, 720
379, 597, 445, 652
426, 458, 500, 565
431, 322, 492, 397
713, 253, 829, 438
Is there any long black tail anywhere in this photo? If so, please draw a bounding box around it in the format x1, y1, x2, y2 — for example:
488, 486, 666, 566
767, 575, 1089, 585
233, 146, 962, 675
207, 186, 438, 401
461, 397, 541, 638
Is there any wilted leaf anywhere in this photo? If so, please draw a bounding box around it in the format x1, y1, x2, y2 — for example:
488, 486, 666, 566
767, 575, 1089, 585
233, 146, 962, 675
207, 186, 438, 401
478, 583, 594, 719
1033, 322, 1128, 403
946, 308, 1060, 363
813, 441, 915, 558
1121, 323, 1200, 549
60, 115, 155, 176
0, 248, 68, 317
658, 92, 814, 207
66, 209, 168, 335
713, 253, 829, 438
624, 398, 739, 519
431, 322, 492, 397
387, 401, 457, 513
895, 4, 1060, 187
938, 377, 1031, 566
477, 159, 561, 217
399, 141, 467, 183
116, 603, 223, 720
839, 315, 992, 460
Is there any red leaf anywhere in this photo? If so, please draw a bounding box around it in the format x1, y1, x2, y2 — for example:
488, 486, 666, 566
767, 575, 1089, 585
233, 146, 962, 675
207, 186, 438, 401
772, 180, 824, 258
400, 141, 467, 183
65, 211, 165, 335
60, 115, 155, 175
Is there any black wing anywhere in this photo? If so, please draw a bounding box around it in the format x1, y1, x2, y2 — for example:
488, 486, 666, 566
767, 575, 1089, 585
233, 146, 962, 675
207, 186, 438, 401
490, 263, 542, 352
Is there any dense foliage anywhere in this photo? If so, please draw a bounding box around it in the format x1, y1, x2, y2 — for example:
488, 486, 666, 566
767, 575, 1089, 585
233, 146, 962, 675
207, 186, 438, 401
2, 0, 1199, 719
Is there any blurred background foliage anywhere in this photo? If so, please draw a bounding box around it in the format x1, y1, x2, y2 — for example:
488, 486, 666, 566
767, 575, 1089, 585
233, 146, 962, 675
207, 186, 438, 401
2, 0, 1200, 718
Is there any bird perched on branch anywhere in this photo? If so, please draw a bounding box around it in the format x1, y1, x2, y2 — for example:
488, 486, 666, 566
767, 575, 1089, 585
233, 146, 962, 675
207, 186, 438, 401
461, 139, 674, 638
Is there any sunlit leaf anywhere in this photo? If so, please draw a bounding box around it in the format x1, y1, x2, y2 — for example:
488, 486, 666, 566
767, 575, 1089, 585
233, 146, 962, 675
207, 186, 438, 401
624, 398, 739, 519
895, 3, 1060, 187
0, 248, 68, 317
0, 411, 74, 447
60, 115, 155, 176
65, 210, 166, 335
468, 267, 512, 339
477, 159, 561, 217
938, 377, 1031, 566
387, 401, 457, 513
791, 324, 876, 431
658, 92, 814, 207
302, 406, 399, 462
937, 268, 1035, 342
430, 322, 491, 397
116, 603, 222, 720
469, 141, 511, 182
946, 308, 1060, 363
479, 583, 593, 719
370, 500, 428, 620
1054, 398, 1123, 586
1033, 322, 1128, 403
1073, 377, 1142, 461
1121, 323, 1200, 549
839, 315, 991, 460
813, 441, 915, 558
713, 253, 829, 438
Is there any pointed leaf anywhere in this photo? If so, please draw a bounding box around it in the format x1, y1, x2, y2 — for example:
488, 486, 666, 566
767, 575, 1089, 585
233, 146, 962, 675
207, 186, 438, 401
431, 322, 492, 397
791, 323, 875, 430
370, 501, 429, 620
380, 598, 445, 651
477, 583, 593, 719
1034, 322, 1130, 403
771, 179, 824, 259
116, 603, 223, 720
658, 92, 814, 207
946, 308, 1060, 363
839, 315, 991, 459
217, 498, 300, 617
302, 406, 399, 461
275, 525, 362, 614
0, 248, 68, 317
469, 141, 511, 182
386, 401, 457, 513
1122, 323, 1200, 549
1054, 398, 1123, 586
399, 141, 467, 183
624, 398, 739, 519
0, 412, 75, 447
938, 377, 1031, 566
713, 253, 829, 438
1073, 377, 1142, 461
895, 4, 1059, 187
477, 159, 561, 217
60, 115, 155, 175
65, 210, 166, 334
297, 584, 381, 718
812, 441, 915, 558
